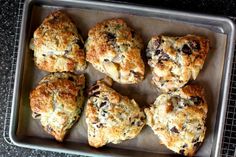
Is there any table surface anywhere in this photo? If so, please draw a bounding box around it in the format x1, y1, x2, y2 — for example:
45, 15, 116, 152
0, 0, 236, 156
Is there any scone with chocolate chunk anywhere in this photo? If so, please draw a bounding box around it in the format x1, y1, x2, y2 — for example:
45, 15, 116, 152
85, 18, 145, 84
30, 73, 85, 141
144, 85, 207, 156
146, 35, 209, 92
86, 77, 145, 148
30, 10, 86, 72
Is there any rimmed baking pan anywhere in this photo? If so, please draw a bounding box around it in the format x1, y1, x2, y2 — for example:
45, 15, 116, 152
9, 0, 235, 156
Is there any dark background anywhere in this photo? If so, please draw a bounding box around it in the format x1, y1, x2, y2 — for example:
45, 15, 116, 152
0, 0, 235, 156
111, 0, 236, 16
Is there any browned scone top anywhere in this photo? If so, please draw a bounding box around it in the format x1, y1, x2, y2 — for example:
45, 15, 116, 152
144, 85, 208, 156
146, 35, 209, 92
30, 10, 86, 72
85, 77, 146, 148
85, 18, 145, 84
30, 73, 85, 141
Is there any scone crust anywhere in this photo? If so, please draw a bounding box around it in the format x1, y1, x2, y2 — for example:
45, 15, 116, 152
85, 18, 145, 84
30, 73, 85, 141
146, 35, 209, 92
86, 77, 145, 148
144, 85, 207, 156
31, 10, 86, 72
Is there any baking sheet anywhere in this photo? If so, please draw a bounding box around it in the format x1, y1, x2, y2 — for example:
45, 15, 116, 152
16, 5, 227, 156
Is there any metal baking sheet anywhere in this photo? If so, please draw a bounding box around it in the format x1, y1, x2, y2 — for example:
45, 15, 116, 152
9, 0, 235, 156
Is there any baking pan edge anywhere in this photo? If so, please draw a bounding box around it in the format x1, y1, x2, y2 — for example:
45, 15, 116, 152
9, 0, 236, 157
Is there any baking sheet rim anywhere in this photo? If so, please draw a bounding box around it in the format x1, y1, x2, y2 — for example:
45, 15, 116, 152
9, 0, 236, 157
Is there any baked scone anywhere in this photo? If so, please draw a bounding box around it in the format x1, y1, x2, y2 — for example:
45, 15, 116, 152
30, 10, 86, 72
146, 35, 209, 92
30, 73, 85, 141
85, 77, 146, 148
85, 18, 145, 84
144, 85, 207, 156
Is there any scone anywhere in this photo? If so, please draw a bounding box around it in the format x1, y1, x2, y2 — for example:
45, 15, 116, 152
30, 73, 85, 141
85, 18, 145, 84
146, 35, 209, 92
144, 85, 207, 156
85, 77, 145, 148
30, 10, 86, 72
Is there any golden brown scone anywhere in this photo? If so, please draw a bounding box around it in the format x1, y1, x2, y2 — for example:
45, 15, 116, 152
144, 85, 207, 156
146, 35, 209, 92
85, 77, 145, 148
30, 10, 86, 72
30, 73, 85, 141
85, 18, 145, 84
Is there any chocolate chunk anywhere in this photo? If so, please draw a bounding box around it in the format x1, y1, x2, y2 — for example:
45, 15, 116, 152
128, 117, 132, 122
103, 96, 108, 101
182, 101, 190, 107
46, 125, 54, 133
68, 76, 74, 82
131, 120, 143, 126
182, 144, 188, 148
106, 32, 116, 41
75, 39, 84, 49
159, 52, 170, 60
64, 50, 69, 54
53, 14, 59, 21
100, 102, 107, 108
131, 30, 135, 38
96, 123, 103, 128
179, 149, 185, 155
182, 44, 192, 55
197, 125, 202, 130
104, 59, 109, 62
170, 126, 179, 133
147, 56, 152, 60
194, 142, 202, 149
192, 137, 199, 143
42, 54, 46, 57
191, 96, 203, 105
32, 112, 41, 119
155, 49, 161, 56
140, 116, 145, 121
